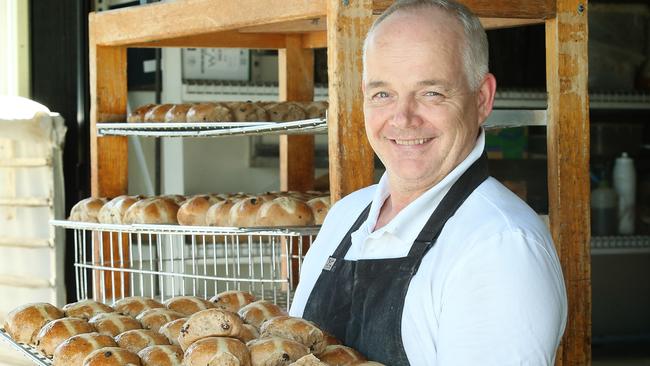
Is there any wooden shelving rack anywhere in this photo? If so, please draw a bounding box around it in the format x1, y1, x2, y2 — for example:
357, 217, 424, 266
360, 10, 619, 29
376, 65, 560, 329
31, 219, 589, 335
88, 0, 590, 364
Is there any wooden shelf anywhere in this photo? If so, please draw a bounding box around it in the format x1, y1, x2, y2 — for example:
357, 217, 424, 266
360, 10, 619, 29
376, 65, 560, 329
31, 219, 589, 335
87, 1, 590, 365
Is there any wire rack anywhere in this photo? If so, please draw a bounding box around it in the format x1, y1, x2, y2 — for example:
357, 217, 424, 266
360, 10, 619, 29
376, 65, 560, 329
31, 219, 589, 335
0, 328, 52, 366
50, 220, 319, 311
96, 118, 327, 137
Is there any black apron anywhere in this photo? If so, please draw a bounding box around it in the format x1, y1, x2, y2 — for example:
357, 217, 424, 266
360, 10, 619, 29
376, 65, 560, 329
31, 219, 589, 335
302, 152, 489, 365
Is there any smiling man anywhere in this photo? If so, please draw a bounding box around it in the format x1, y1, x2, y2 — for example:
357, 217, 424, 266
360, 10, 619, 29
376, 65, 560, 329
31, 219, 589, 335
290, 1, 567, 365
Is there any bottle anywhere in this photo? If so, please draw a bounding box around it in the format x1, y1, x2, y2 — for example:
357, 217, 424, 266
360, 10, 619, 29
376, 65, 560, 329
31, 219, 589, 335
591, 181, 618, 236
613, 152, 637, 235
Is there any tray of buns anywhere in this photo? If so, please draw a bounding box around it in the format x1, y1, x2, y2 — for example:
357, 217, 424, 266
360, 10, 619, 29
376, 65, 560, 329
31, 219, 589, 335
0, 328, 52, 366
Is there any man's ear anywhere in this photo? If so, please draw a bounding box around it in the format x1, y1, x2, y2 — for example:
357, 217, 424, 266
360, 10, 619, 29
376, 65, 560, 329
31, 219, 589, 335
476, 73, 497, 126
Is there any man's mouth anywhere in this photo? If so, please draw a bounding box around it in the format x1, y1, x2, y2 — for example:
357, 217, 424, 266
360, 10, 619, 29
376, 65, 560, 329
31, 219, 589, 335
392, 138, 432, 146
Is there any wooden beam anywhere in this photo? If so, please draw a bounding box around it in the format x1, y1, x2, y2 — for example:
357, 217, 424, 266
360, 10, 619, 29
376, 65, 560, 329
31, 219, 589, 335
279, 34, 315, 192
302, 32, 327, 49
129, 30, 286, 49
545, 1, 591, 365
239, 17, 326, 33
481, 17, 544, 30
89, 0, 326, 46
373, 0, 555, 19
89, 39, 129, 301
327, 0, 375, 202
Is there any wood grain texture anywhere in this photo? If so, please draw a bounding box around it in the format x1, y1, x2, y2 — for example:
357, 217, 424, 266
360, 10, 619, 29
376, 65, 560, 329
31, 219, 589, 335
302, 32, 327, 49
373, 0, 555, 19
545, 1, 591, 365
89, 0, 326, 46
240, 17, 326, 33
279, 35, 315, 192
89, 38, 129, 299
327, 0, 376, 203
129, 30, 287, 49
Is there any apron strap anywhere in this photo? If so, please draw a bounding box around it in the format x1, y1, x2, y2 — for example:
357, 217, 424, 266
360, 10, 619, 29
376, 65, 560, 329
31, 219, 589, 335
329, 204, 372, 259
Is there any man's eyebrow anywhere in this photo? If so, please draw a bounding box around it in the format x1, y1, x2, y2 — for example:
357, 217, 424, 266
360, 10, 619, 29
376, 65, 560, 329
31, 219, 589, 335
365, 81, 387, 89
417, 79, 446, 87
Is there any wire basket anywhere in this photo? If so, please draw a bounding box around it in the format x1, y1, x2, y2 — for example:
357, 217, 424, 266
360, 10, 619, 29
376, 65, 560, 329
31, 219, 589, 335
50, 220, 319, 311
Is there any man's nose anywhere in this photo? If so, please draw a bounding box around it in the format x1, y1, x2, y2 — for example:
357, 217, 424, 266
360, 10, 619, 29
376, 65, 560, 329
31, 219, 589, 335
390, 96, 419, 127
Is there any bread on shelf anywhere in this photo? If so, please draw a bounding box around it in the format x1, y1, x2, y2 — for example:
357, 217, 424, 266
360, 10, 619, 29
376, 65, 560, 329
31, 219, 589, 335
164, 104, 194, 123
256, 197, 315, 227
183, 337, 251, 366
113, 297, 165, 318
3, 302, 64, 344
163, 296, 216, 316
98, 195, 145, 224
186, 103, 234, 123
208, 290, 256, 313
63, 300, 115, 320
135, 309, 185, 332
89, 313, 142, 337
138, 345, 183, 366
238, 300, 287, 330
35, 317, 95, 358
69, 197, 108, 223
247, 337, 309, 366
177, 195, 224, 226
127, 104, 156, 123
143, 104, 174, 123
81, 346, 141, 366
177, 308, 244, 351
115, 329, 170, 354
53, 332, 118, 366
123, 197, 181, 225
159, 319, 186, 346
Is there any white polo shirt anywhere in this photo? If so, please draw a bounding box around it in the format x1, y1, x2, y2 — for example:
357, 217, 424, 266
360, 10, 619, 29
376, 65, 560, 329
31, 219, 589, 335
290, 130, 567, 365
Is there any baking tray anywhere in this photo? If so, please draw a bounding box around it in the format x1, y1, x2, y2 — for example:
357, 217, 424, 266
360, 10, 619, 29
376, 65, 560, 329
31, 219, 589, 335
0, 328, 52, 366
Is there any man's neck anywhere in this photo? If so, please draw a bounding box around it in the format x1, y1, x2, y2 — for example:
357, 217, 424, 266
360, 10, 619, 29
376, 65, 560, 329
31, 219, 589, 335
374, 180, 437, 231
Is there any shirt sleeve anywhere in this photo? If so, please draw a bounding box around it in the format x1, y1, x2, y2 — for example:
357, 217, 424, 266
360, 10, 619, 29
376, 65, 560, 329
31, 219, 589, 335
436, 230, 567, 366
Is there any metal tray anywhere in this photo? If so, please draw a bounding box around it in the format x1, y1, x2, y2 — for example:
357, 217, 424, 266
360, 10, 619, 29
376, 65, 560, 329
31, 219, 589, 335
0, 328, 52, 366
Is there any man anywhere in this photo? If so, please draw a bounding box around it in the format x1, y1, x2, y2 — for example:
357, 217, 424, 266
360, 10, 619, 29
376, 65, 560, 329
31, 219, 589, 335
290, 0, 567, 365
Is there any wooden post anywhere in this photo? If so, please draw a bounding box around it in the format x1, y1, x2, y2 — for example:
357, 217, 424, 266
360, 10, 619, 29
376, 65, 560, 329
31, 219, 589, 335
278, 34, 315, 289
278, 34, 315, 192
545, 1, 591, 365
89, 36, 129, 301
327, 0, 375, 202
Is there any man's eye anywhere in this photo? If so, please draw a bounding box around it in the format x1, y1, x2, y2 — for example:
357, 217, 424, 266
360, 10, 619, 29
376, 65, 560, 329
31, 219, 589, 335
373, 91, 389, 99
424, 91, 442, 97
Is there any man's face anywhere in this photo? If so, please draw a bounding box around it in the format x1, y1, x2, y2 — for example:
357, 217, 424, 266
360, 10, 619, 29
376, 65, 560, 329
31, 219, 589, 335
363, 9, 494, 192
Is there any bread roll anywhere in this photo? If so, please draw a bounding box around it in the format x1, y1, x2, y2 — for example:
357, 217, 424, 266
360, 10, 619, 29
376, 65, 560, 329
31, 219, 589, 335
306, 196, 331, 225
164, 104, 193, 123
161, 194, 187, 205
53, 333, 117, 366
208, 290, 256, 313
256, 197, 315, 227
230, 197, 265, 227
35, 318, 95, 358
159, 319, 185, 346
236, 324, 259, 343
260, 316, 326, 354
289, 354, 328, 366
237, 300, 287, 330
163, 296, 215, 316
3, 302, 64, 344
89, 313, 142, 337
123, 197, 180, 225
115, 329, 170, 354
69, 197, 108, 223
138, 345, 183, 366
265, 102, 307, 122
351, 362, 385, 366
136, 309, 185, 332
230, 102, 269, 122
317, 345, 366, 366
304, 101, 328, 119
82, 347, 141, 366
184, 337, 250, 366
113, 297, 165, 318
177, 195, 224, 226
64, 300, 115, 320
177, 308, 244, 351
247, 337, 309, 366
98, 195, 145, 224
205, 199, 237, 226
321, 330, 341, 347
128, 104, 156, 123
186, 103, 234, 123
144, 104, 174, 123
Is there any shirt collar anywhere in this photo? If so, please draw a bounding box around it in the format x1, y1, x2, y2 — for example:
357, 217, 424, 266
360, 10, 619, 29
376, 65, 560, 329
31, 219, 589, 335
362, 129, 486, 240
